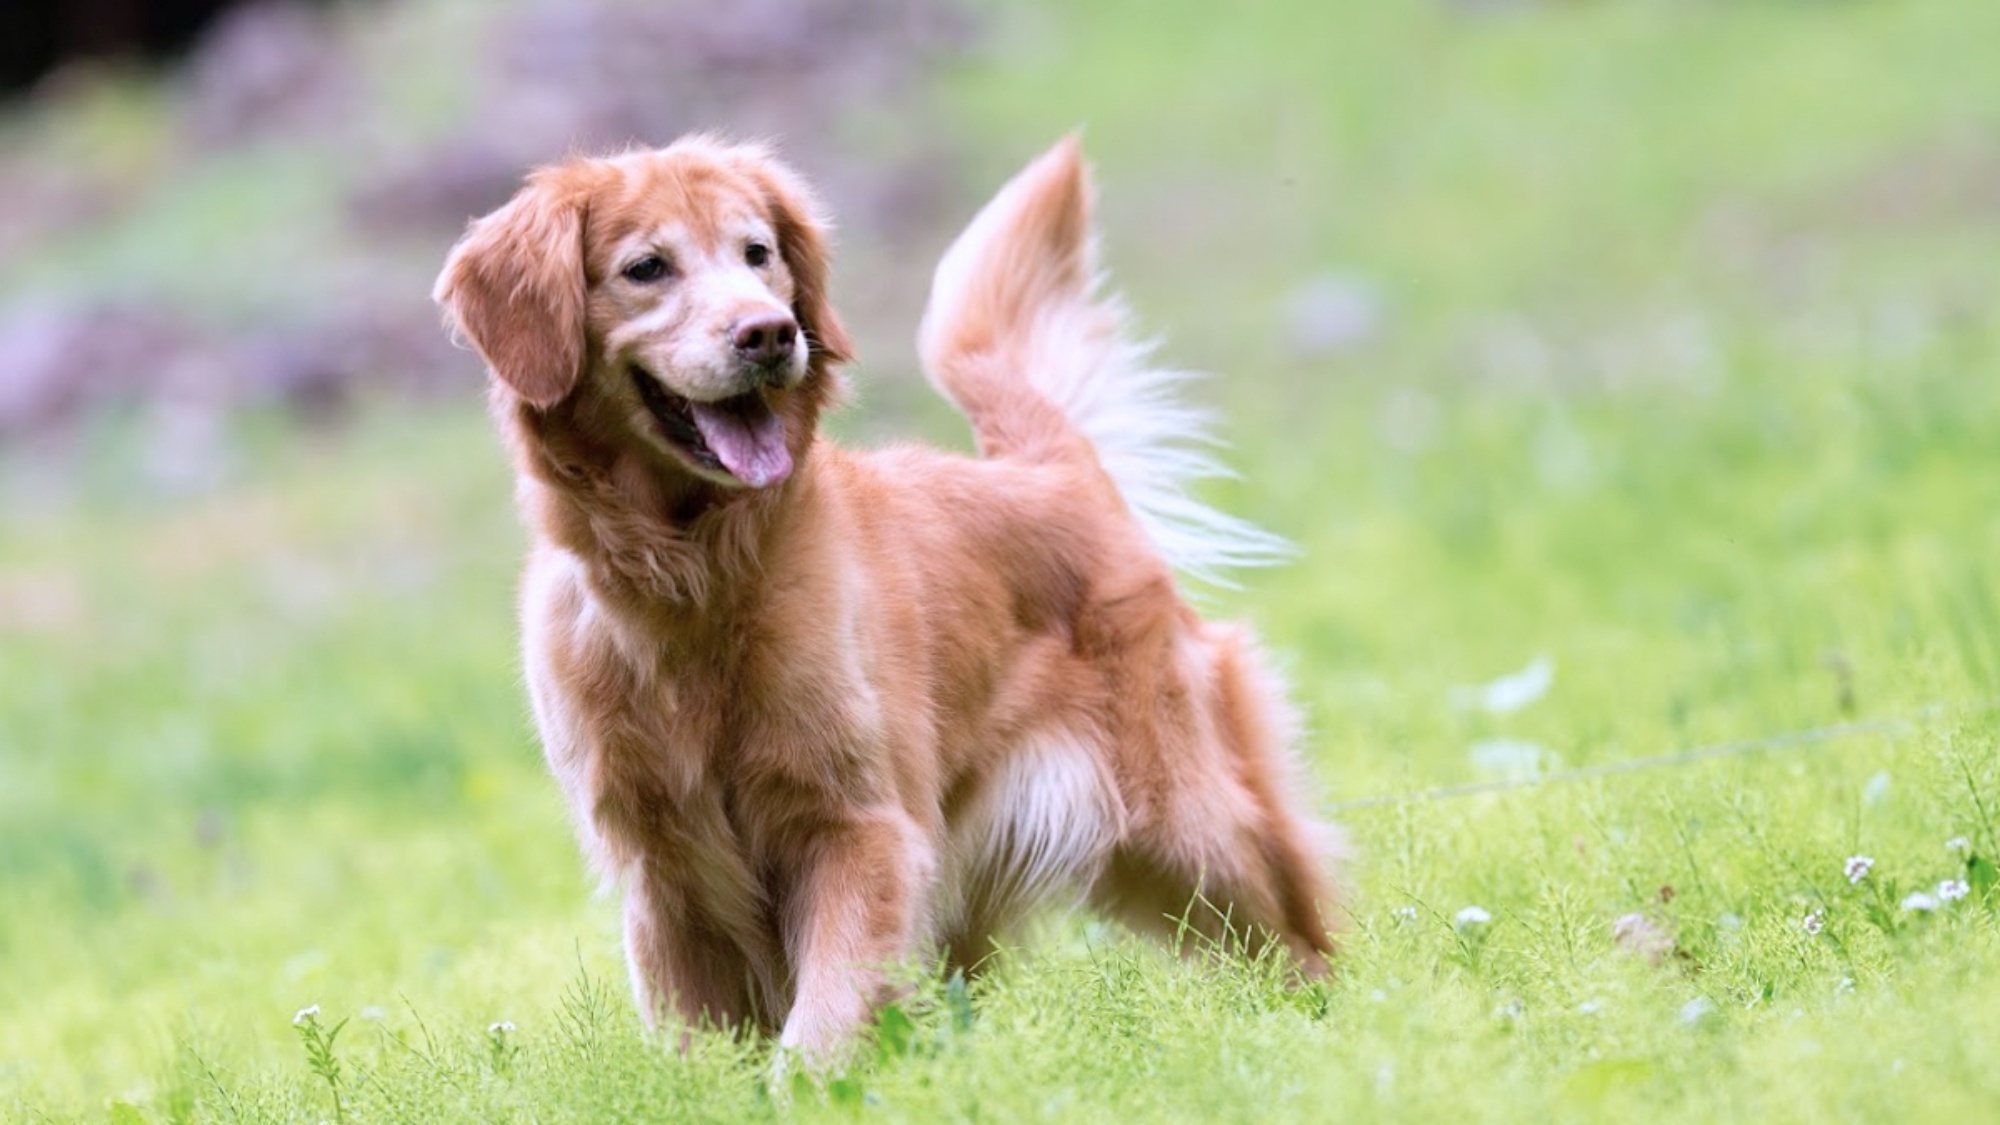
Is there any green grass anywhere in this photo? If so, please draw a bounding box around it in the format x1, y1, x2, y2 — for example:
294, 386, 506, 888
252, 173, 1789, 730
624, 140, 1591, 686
7, 0, 2000, 1120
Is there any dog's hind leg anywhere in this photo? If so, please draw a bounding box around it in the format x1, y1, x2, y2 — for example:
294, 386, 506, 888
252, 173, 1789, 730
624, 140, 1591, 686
1091, 625, 1338, 974
938, 733, 1123, 976
1096, 823, 1334, 976
1094, 794, 1336, 976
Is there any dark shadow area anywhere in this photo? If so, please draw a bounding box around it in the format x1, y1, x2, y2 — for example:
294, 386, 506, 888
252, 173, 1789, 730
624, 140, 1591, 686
0, 0, 325, 93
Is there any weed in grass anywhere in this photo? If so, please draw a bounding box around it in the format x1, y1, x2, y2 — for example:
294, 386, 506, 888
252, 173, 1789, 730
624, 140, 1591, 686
290, 1006, 348, 1124
485, 1020, 518, 1076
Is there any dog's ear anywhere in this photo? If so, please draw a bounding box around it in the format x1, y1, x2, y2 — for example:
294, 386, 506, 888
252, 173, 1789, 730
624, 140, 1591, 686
433, 172, 589, 408
739, 153, 855, 367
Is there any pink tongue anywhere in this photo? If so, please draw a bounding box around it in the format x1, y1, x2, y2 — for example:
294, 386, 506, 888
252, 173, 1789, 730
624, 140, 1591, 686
689, 396, 792, 488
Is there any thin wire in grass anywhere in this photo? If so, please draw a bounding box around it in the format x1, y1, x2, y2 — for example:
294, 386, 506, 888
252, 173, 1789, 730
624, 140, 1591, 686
1326, 698, 2000, 813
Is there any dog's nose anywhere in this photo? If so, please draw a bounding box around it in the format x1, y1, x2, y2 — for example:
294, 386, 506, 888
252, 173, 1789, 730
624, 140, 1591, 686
731, 313, 798, 369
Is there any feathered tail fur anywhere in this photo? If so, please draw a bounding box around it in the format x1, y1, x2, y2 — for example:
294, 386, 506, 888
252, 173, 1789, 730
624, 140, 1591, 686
917, 135, 1292, 588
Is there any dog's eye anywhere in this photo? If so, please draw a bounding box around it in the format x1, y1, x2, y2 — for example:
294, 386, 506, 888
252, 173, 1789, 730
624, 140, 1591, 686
744, 242, 772, 268
623, 256, 670, 283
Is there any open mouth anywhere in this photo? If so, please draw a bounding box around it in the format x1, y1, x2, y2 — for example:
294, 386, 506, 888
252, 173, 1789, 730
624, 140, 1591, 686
630, 365, 793, 488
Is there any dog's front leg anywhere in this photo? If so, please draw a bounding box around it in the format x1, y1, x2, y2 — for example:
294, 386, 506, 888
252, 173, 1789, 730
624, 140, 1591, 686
777, 808, 933, 1061
623, 862, 760, 1039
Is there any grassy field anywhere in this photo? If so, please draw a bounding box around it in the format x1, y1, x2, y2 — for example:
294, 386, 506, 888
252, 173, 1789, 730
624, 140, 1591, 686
7, 0, 2000, 1120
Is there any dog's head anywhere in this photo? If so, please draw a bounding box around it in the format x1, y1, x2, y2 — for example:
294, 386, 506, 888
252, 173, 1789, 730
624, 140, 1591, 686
434, 137, 853, 491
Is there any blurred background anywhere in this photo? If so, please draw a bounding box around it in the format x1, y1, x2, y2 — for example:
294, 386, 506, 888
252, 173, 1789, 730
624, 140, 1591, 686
4, 0, 2000, 1116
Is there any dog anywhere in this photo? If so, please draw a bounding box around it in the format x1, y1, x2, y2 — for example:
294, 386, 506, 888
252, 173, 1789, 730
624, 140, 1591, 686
433, 134, 1339, 1060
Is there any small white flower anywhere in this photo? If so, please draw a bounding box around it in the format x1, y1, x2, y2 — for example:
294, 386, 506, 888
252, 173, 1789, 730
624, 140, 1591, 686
488, 1020, 516, 1035
1455, 905, 1492, 928
1679, 997, 1714, 1025
1801, 908, 1825, 935
1845, 855, 1874, 883
1946, 836, 1971, 854
1449, 655, 1555, 714
1938, 879, 1969, 902
1835, 976, 1854, 994
1577, 999, 1603, 1015
1900, 892, 1939, 913
293, 1004, 320, 1026
1392, 905, 1418, 924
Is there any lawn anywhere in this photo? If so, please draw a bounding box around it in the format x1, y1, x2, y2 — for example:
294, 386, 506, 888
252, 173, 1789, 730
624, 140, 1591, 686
6, 0, 2000, 1120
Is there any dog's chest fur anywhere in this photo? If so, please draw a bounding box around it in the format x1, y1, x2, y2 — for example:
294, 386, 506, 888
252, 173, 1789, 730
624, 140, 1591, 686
520, 529, 892, 915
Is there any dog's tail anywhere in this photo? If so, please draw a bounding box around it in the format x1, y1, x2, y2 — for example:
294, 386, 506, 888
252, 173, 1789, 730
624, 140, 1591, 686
917, 136, 1292, 586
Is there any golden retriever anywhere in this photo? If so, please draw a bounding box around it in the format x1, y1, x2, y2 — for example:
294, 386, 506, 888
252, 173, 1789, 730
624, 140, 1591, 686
433, 134, 1338, 1060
